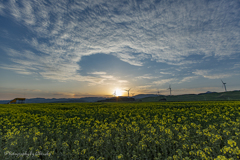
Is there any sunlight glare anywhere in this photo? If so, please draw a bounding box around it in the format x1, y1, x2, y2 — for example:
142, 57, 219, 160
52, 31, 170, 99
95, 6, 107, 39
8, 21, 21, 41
115, 89, 122, 97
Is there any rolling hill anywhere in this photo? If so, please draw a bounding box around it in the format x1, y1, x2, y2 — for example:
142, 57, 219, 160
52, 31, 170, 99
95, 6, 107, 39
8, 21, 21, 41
138, 91, 240, 102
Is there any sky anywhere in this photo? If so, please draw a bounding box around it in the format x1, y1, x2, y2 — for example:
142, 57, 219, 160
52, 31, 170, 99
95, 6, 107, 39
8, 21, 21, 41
0, 0, 240, 100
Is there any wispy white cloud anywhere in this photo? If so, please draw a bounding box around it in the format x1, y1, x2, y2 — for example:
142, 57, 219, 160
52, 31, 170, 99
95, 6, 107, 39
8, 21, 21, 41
136, 74, 158, 80
118, 80, 128, 83
0, 2, 4, 15
86, 71, 128, 86
0, 65, 32, 75
90, 72, 107, 75
233, 64, 240, 69
152, 78, 176, 86
134, 85, 153, 93
179, 76, 198, 83
192, 69, 234, 79
160, 72, 172, 75
115, 53, 143, 66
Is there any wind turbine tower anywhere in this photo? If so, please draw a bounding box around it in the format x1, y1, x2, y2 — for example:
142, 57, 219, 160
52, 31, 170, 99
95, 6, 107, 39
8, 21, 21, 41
168, 85, 172, 96
221, 80, 227, 92
125, 88, 131, 98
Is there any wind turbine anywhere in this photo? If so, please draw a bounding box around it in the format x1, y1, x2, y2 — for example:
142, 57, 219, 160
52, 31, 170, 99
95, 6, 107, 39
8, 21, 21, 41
157, 90, 160, 96
125, 88, 131, 98
131, 93, 135, 97
167, 85, 172, 96
221, 80, 227, 92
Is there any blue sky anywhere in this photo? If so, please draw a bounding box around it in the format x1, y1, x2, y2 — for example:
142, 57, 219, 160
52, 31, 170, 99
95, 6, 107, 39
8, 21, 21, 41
0, 0, 240, 100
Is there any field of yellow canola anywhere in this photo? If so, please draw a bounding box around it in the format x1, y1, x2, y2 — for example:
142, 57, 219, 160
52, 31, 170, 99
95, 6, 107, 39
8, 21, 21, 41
0, 101, 240, 160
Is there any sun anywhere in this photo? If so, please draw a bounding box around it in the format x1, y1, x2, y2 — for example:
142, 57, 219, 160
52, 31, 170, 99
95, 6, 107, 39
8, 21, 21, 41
114, 89, 122, 97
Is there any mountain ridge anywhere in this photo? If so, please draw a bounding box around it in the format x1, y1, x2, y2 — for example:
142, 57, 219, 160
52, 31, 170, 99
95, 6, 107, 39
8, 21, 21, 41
1, 91, 240, 104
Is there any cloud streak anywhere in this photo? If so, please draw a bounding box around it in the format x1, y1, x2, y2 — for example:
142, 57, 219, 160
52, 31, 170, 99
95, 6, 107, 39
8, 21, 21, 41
192, 69, 235, 79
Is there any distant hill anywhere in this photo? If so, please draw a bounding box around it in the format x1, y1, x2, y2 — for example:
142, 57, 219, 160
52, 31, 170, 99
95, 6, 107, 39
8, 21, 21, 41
198, 91, 217, 95
1, 91, 240, 104
97, 97, 135, 102
0, 94, 159, 104
138, 91, 240, 102
0, 97, 107, 104
132, 94, 161, 99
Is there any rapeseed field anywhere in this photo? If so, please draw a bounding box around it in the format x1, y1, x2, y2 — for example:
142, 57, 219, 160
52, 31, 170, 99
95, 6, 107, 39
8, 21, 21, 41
0, 101, 240, 160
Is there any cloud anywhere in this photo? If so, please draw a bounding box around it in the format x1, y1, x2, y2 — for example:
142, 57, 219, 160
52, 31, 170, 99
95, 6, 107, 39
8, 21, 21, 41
160, 72, 172, 75
0, 2, 4, 15
134, 85, 153, 92
152, 78, 176, 86
52, 92, 75, 97
90, 72, 107, 75
233, 64, 240, 69
136, 74, 158, 80
0, 0, 240, 83
192, 69, 234, 79
82, 71, 128, 86
1, 66, 32, 75
118, 80, 128, 83
179, 76, 198, 83
89, 71, 118, 81
115, 53, 143, 66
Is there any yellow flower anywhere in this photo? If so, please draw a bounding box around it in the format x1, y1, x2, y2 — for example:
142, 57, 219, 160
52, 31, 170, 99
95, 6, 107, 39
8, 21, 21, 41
74, 140, 79, 145
48, 151, 54, 156
177, 118, 181, 122
117, 154, 123, 159
35, 131, 41, 136
10, 141, 17, 146
33, 136, 37, 142
182, 144, 189, 149
165, 128, 171, 134
81, 149, 87, 155
62, 141, 69, 148
127, 142, 132, 146
141, 144, 147, 150
214, 155, 228, 160
132, 155, 137, 160
220, 146, 231, 154
89, 156, 95, 160
173, 155, 178, 160
227, 139, 236, 147
189, 151, 195, 156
